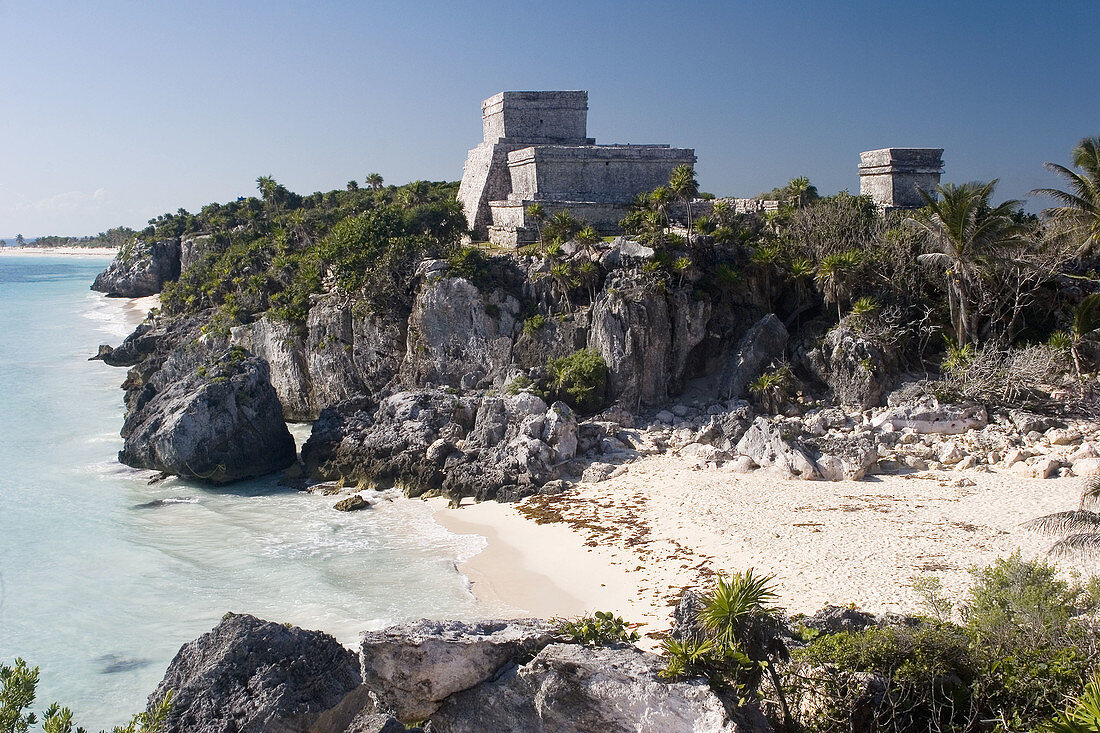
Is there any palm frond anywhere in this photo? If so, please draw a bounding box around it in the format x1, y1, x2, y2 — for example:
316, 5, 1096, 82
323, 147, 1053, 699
1024, 510, 1100, 536
1048, 532, 1100, 559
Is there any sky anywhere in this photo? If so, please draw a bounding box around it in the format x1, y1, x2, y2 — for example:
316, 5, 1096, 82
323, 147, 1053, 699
1, 0, 1097, 237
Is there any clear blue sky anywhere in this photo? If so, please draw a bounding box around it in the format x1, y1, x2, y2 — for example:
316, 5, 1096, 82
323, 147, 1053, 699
2, 0, 1097, 236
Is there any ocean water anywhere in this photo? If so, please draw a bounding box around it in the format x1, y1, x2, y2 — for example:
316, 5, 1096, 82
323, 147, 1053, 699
0, 255, 488, 730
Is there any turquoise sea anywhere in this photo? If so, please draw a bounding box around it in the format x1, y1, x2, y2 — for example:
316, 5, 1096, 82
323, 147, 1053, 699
0, 254, 487, 730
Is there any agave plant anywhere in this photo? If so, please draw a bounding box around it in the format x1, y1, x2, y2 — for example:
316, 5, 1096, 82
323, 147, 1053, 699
1048, 674, 1100, 732
1024, 475, 1100, 557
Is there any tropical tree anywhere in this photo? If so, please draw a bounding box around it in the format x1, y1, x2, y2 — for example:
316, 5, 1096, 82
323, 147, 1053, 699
1030, 134, 1100, 258
906, 180, 1027, 346
346, 180, 359, 191
786, 176, 818, 209
14, 234, 24, 247
815, 249, 862, 321
365, 172, 384, 191
669, 164, 699, 240
1067, 294, 1100, 383
525, 203, 547, 248
648, 186, 674, 232
400, 180, 429, 207
544, 209, 583, 244
575, 224, 602, 259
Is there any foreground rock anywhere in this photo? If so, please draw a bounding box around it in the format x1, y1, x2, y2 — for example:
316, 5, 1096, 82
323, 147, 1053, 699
735, 416, 818, 478
429, 643, 752, 733
92, 237, 181, 297
150, 613, 361, 733
359, 619, 556, 721
118, 344, 296, 483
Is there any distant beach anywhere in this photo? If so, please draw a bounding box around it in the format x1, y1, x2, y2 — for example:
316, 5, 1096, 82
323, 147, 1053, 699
0, 246, 119, 256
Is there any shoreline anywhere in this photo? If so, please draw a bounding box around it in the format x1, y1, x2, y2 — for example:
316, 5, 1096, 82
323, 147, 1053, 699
1, 246, 118, 256
433, 456, 1094, 641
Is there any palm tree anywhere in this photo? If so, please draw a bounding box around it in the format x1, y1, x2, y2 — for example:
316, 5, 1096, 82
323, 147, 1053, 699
545, 210, 583, 245
525, 203, 547, 248
400, 180, 429, 207
1024, 475, 1100, 557
1030, 134, 1100, 258
366, 172, 384, 191
786, 176, 817, 209
815, 249, 862, 321
256, 175, 284, 215
575, 224, 602, 259
1049, 674, 1100, 732
649, 186, 674, 232
669, 164, 699, 241
1068, 294, 1100, 383
906, 180, 1026, 346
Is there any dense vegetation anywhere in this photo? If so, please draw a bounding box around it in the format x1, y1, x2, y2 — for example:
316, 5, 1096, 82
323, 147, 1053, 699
9, 228, 135, 249
154, 176, 465, 330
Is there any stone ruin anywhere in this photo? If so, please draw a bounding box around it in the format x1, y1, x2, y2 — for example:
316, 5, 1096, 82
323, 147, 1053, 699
457, 91, 696, 246
858, 148, 944, 211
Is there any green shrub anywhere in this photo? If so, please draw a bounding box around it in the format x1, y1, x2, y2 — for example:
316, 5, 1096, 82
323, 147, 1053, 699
545, 348, 608, 414
555, 611, 640, 646
523, 314, 547, 336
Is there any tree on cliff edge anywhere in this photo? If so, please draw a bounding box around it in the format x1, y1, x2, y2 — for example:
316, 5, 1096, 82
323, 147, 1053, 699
1031, 134, 1100, 258
669, 164, 699, 241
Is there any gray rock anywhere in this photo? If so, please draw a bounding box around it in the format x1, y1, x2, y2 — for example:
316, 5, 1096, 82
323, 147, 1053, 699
118, 344, 296, 484
588, 278, 672, 408
149, 613, 361, 733
92, 238, 181, 297
735, 417, 817, 479
806, 433, 878, 481
428, 643, 748, 733
806, 325, 891, 408
1009, 409, 1061, 435
233, 316, 316, 421
344, 712, 407, 733
871, 399, 987, 435
333, 495, 370, 512
719, 314, 788, 400
358, 618, 556, 722
179, 233, 217, 275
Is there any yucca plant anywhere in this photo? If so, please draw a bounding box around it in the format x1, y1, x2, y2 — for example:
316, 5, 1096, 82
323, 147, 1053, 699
1025, 475, 1100, 557
749, 366, 795, 414
816, 249, 862, 321
1048, 674, 1100, 732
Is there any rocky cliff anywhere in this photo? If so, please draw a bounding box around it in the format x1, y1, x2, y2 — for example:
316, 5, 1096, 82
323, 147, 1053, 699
146, 613, 769, 733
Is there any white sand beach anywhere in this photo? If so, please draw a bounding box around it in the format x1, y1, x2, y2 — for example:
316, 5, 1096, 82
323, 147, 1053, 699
0, 246, 119, 256
435, 457, 1093, 643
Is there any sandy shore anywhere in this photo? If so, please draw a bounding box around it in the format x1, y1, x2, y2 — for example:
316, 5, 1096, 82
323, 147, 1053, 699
0, 246, 118, 256
435, 456, 1092, 642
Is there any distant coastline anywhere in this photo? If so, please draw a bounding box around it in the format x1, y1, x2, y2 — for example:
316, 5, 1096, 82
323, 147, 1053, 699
0, 246, 118, 256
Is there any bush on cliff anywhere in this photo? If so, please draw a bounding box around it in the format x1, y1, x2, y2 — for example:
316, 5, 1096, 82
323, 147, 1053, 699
545, 348, 608, 415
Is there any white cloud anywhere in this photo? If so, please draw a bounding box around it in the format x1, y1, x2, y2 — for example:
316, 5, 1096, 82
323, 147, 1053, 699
16, 188, 109, 213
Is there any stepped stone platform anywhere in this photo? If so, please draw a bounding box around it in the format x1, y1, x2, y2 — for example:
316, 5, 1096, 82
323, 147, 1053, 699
457, 91, 695, 246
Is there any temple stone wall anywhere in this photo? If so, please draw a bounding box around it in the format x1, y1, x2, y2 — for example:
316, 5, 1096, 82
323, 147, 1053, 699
506, 145, 695, 203
859, 148, 944, 210
456, 90, 696, 245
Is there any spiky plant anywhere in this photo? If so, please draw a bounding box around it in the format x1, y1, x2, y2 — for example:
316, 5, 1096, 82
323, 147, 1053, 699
815, 249, 862, 321
1069, 294, 1100, 383
1048, 674, 1100, 732
1024, 475, 1100, 558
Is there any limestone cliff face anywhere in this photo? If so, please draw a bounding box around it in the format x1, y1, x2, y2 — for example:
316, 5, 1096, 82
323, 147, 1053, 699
91, 238, 181, 297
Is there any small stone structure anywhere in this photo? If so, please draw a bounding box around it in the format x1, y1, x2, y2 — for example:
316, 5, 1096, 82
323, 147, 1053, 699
858, 148, 944, 211
457, 91, 696, 245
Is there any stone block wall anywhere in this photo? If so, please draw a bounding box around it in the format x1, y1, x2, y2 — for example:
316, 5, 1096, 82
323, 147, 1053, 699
859, 148, 943, 210
505, 145, 696, 204
481, 91, 590, 144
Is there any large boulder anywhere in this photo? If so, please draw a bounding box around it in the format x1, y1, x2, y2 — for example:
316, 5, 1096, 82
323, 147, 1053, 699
358, 618, 556, 722
427, 643, 756, 733
871, 398, 987, 435
92, 237, 181, 297
735, 416, 818, 479
149, 613, 362, 733
719, 314, 788, 400
806, 325, 890, 408
118, 344, 296, 483
301, 390, 577, 500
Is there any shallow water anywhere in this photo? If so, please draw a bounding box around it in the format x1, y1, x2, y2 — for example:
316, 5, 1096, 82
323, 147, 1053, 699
0, 255, 487, 729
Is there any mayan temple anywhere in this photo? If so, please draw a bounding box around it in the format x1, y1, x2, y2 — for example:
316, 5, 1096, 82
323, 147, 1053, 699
457, 91, 696, 245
